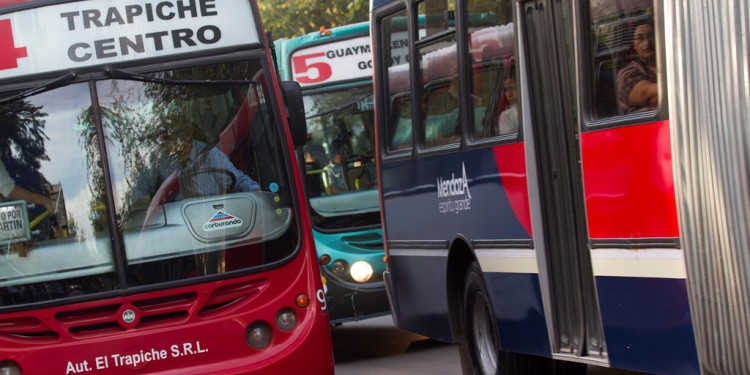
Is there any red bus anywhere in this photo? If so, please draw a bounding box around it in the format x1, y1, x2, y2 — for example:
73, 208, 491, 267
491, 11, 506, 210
0, 0, 333, 374
370, 0, 749, 374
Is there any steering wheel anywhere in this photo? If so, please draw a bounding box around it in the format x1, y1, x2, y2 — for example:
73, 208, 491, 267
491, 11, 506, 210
180, 168, 237, 198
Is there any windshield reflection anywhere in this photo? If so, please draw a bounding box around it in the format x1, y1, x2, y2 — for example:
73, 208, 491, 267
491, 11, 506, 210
0, 60, 298, 308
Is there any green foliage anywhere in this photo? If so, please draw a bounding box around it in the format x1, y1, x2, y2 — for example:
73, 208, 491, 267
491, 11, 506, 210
258, 0, 369, 39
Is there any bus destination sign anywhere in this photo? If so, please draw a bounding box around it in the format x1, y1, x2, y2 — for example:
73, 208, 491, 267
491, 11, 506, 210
0, 0, 260, 80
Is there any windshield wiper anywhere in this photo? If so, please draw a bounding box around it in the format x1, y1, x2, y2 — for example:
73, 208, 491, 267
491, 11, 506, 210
105, 68, 256, 86
0, 73, 77, 105
306, 93, 373, 120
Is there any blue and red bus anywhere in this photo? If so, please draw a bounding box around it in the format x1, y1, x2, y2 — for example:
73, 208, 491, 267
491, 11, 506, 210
370, 0, 749, 374
0, 0, 333, 373
275, 22, 394, 323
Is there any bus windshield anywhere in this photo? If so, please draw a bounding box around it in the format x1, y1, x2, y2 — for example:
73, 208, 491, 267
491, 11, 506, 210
0, 59, 299, 307
301, 85, 380, 231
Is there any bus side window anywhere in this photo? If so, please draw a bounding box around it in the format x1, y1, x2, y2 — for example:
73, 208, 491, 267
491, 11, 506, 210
467, 0, 518, 140
417, 0, 459, 148
382, 8, 413, 153
389, 95, 413, 150
421, 71, 460, 147
589, 1, 660, 119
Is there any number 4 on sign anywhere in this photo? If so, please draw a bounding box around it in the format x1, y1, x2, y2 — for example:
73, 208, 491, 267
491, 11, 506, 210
292, 53, 332, 84
0, 19, 28, 70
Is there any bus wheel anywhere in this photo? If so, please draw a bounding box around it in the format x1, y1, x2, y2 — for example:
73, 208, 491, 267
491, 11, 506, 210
463, 261, 499, 375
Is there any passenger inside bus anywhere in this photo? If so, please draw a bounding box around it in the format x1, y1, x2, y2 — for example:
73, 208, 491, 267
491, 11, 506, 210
131, 93, 260, 205
616, 17, 658, 114
496, 70, 519, 135
324, 139, 352, 194
305, 143, 329, 170
423, 77, 460, 146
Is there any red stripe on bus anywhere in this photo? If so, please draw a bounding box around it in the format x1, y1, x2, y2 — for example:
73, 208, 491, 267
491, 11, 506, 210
493, 142, 533, 237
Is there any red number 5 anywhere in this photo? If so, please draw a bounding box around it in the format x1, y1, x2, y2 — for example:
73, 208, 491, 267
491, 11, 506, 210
292, 52, 332, 84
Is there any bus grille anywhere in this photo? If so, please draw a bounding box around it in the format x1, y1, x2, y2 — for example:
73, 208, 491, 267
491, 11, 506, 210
0, 279, 268, 343
341, 233, 384, 251
0, 316, 59, 343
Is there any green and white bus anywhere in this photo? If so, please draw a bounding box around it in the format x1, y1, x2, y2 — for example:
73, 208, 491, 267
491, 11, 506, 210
275, 22, 394, 324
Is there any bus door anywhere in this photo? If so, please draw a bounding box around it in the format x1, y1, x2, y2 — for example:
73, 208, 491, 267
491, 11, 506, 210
521, 0, 606, 360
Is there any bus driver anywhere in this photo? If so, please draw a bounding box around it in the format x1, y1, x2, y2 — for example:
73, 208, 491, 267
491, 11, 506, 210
132, 93, 260, 205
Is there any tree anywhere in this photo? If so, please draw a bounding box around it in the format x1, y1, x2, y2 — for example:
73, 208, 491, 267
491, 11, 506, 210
258, 0, 369, 39
0, 100, 48, 193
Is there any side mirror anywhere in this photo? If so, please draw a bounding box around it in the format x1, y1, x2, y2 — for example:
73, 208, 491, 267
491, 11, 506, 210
280, 81, 307, 147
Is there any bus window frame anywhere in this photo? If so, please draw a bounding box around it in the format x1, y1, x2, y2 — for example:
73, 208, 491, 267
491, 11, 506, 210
77, 52, 307, 295
375, 2, 415, 163
463, 0, 524, 150
579, 0, 668, 132
375, 0, 526, 163
124, 52, 307, 283
412, 0, 462, 156
298, 81, 382, 234
0, 51, 308, 310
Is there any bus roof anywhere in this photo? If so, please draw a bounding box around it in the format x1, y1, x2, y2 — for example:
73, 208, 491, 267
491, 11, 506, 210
278, 21, 369, 54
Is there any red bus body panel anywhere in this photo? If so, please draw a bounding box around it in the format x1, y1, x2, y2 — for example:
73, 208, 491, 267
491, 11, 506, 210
581, 120, 679, 239
494, 142, 533, 237
0, 246, 333, 374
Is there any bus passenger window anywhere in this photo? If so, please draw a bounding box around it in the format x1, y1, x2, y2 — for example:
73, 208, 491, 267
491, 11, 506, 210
590, 1, 659, 119
389, 95, 413, 150
420, 36, 460, 147
468, 0, 519, 140
382, 9, 413, 153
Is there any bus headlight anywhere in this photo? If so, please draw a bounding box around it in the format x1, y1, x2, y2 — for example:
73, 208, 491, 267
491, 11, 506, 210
276, 308, 298, 331
0, 361, 21, 375
350, 261, 373, 282
246, 321, 272, 349
331, 259, 347, 276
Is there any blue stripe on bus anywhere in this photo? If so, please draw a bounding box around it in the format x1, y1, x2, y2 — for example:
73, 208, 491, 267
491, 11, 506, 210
596, 276, 700, 375
381, 148, 530, 241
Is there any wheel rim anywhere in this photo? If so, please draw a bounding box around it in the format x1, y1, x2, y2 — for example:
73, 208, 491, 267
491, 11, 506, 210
471, 291, 498, 375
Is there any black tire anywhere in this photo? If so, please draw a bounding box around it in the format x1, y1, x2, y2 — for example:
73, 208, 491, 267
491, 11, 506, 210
463, 261, 586, 375
464, 261, 500, 375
